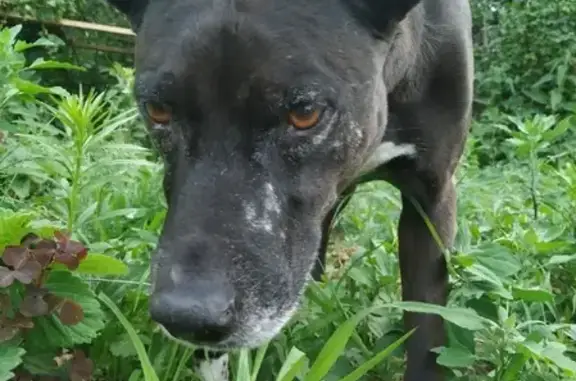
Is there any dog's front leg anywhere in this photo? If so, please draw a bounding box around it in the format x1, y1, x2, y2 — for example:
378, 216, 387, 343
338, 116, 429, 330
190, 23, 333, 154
398, 179, 456, 381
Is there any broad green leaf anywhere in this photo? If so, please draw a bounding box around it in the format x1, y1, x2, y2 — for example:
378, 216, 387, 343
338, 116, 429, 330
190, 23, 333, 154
27, 59, 85, 71
0, 344, 25, 381
25, 270, 105, 349
75, 254, 129, 276
512, 287, 554, 303
500, 352, 529, 381
109, 332, 151, 359
21, 351, 60, 376
276, 347, 308, 381
305, 307, 374, 381
385, 301, 489, 331
434, 346, 476, 369
522, 340, 576, 374
338, 329, 415, 381
98, 292, 159, 381
547, 255, 576, 266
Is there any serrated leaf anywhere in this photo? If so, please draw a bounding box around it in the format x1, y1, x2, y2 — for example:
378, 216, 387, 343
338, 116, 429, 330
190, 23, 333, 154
109, 332, 151, 359
434, 346, 476, 368
386, 301, 489, 331
27, 59, 85, 71
73, 254, 128, 276
547, 255, 576, 266
0, 344, 26, 381
24, 271, 105, 349
512, 287, 554, 303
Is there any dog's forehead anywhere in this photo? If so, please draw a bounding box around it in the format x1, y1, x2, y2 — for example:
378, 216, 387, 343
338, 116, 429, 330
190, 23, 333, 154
134, 0, 374, 85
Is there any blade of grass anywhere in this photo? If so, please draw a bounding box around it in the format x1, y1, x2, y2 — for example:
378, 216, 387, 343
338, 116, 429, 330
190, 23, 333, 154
305, 306, 375, 381
250, 342, 270, 381
275, 347, 308, 381
98, 291, 160, 381
338, 328, 416, 381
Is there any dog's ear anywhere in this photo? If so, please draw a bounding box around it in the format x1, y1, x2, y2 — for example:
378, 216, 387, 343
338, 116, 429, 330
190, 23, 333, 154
346, 0, 422, 37
105, 0, 149, 31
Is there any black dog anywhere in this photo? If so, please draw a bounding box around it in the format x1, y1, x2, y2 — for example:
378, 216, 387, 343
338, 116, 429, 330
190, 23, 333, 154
105, 0, 473, 379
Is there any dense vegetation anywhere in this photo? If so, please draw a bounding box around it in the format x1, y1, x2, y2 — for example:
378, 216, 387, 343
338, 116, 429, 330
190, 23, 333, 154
1, 1, 575, 380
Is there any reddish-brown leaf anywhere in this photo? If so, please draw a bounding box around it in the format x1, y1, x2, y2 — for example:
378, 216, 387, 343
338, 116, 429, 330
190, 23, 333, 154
19, 286, 49, 317
0, 325, 19, 342
69, 350, 94, 381
45, 293, 65, 314
12, 260, 42, 284
20, 233, 40, 247
9, 313, 34, 329
58, 299, 84, 325
0, 293, 11, 313
0, 267, 14, 288
53, 252, 80, 270
2, 246, 29, 269
32, 249, 55, 268
12, 370, 33, 381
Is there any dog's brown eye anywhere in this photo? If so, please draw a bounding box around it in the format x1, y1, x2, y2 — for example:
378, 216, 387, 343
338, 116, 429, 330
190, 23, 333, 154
145, 102, 172, 124
288, 108, 321, 130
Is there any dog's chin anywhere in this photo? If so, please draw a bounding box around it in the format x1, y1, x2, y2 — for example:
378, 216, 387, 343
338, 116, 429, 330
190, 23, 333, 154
156, 301, 300, 351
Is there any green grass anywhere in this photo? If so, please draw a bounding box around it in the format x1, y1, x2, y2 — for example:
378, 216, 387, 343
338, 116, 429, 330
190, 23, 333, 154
1, 23, 576, 381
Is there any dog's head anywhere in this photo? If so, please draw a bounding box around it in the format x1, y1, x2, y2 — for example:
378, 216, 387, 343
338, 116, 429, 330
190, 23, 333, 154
107, 0, 420, 350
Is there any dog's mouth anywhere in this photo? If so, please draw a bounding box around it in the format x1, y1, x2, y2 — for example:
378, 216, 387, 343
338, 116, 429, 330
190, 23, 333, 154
155, 300, 301, 350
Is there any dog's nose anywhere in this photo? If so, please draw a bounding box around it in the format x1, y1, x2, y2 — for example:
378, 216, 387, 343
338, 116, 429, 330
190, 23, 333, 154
149, 288, 236, 344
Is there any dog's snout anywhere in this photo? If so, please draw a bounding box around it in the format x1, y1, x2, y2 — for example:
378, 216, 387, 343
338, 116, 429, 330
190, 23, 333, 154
150, 287, 236, 344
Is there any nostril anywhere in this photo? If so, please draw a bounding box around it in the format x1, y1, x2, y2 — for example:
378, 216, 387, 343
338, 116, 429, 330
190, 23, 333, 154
149, 289, 236, 344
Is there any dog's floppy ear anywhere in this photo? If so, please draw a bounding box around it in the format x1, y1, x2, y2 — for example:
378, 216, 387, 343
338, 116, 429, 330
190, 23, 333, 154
346, 0, 422, 37
105, 0, 149, 31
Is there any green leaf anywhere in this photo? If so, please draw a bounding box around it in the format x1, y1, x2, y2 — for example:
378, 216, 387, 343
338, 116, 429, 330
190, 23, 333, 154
98, 292, 160, 381
251, 343, 269, 381
109, 332, 151, 359
547, 255, 576, 266
27, 59, 85, 71
469, 243, 522, 279
0, 344, 26, 381
51, 254, 128, 276
500, 352, 529, 381
276, 347, 308, 381
338, 329, 415, 381
305, 307, 374, 381
434, 346, 476, 369
21, 351, 60, 376
385, 301, 489, 331
25, 270, 105, 349
512, 287, 554, 303
522, 340, 576, 374
10, 78, 63, 96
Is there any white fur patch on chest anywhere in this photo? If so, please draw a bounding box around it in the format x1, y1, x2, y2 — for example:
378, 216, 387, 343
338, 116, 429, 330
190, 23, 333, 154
195, 353, 230, 381
359, 141, 417, 176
